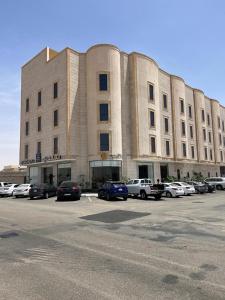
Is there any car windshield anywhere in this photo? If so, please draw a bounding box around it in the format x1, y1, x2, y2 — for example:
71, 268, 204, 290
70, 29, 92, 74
18, 184, 30, 188
5, 184, 12, 187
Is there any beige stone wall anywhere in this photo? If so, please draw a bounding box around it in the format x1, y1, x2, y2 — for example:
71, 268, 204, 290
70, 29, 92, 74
20, 48, 68, 162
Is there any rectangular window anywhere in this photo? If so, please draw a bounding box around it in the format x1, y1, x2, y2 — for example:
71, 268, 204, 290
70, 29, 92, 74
53, 137, 58, 154
207, 114, 210, 126
25, 144, 29, 159
26, 98, 29, 112
191, 146, 195, 159
149, 83, 154, 101
180, 99, 184, 114
166, 140, 170, 156
220, 150, 223, 162
210, 149, 213, 160
37, 116, 41, 132
25, 121, 29, 136
219, 133, 222, 145
223, 137, 225, 147
203, 128, 206, 141
150, 136, 156, 153
181, 121, 186, 136
218, 116, 221, 129
204, 147, 208, 160
188, 105, 192, 119
150, 110, 155, 127
163, 94, 167, 109
99, 74, 108, 91
38, 91, 42, 106
54, 110, 58, 127
223, 121, 225, 132
190, 125, 193, 139
208, 131, 212, 143
164, 117, 169, 133
100, 133, 109, 151
201, 109, 205, 122
37, 141, 41, 154
53, 82, 58, 99
182, 143, 187, 157
99, 103, 109, 121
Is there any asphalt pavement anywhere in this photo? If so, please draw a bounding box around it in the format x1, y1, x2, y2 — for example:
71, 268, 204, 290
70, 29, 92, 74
0, 192, 225, 299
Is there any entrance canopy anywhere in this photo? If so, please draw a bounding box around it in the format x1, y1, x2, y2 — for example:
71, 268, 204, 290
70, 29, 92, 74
90, 160, 122, 167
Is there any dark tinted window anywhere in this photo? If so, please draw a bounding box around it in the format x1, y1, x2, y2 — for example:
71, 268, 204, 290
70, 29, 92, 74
182, 143, 187, 157
37, 141, 41, 154
202, 109, 205, 122
38, 91, 42, 106
60, 181, 77, 188
100, 133, 109, 151
207, 114, 210, 126
204, 147, 208, 160
188, 105, 192, 118
26, 98, 29, 112
190, 125, 193, 138
210, 149, 213, 160
53, 82, 58, 98
163, 94, 167, 109
181, 121, 186, 136
38, 116, 41, 132
208, 131, 211, 143
150, 111, 155, 127
149, 84, 154, 101
54, 137, 58, 154
25, 144, 29, 159
203, 128, 206, 141
151, 136, 156, 153
166, 140, 170, 156
99, 104, 109, 121
180, 99, 184, 113
25, 121, 29, 136
54, 110, 58, 127
164, 118, 169, 133
99, 74, 108, 91
191, 146, 195, 159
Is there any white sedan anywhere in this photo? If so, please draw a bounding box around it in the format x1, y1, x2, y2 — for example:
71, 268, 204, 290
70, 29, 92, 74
0, 184, 19, 197
13, 184, 31, 198
163, 183, 185, 198
172, 182, 196, 195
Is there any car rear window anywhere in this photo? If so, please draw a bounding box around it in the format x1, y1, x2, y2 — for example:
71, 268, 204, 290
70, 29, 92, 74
60, 182, 77, 188
112, 183, 125, 188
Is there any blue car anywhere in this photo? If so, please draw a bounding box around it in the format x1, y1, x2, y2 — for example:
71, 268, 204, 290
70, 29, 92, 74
98, 181, 128, 201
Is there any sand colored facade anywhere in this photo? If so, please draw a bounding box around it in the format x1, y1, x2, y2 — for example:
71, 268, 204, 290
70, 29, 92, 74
20, 44, 225, 187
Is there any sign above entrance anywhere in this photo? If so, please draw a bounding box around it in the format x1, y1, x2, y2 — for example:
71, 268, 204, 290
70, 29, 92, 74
90, 160, 122, 168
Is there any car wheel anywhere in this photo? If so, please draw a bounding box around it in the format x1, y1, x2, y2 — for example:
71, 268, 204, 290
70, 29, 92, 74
98, 191, 104, 199
123, 196, 127, 201
140, 191, 147, 200
30, 197, 33, 200
44, 192, 49, 199
154, 195, 161, 200
166, 191, 172, 198
15, 196, 18, 198
106, 193, 111, 201
216, 185, 223, 190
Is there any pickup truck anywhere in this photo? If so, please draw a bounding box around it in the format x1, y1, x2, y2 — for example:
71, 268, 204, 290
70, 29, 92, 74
126, 179, 164, 200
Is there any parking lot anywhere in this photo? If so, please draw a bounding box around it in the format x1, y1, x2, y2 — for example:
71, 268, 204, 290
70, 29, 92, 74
1, 192, 225, 299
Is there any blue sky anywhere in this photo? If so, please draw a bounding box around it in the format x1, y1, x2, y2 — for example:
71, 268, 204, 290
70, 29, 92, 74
0, 0, 225, 169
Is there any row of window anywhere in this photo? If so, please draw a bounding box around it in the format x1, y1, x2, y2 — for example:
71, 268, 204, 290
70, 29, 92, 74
25, 82, 58, 112
24, 137, 59, 160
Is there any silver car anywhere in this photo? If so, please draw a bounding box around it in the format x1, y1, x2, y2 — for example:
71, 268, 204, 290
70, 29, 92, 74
205, 177, 225, 190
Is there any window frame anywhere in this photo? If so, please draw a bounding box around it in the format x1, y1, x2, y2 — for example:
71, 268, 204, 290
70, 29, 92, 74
148, 82, 154, 102
37, 116, 42, 132
180, 98, 184, 114
163, 93, 168, 110
53, 82, 58, 99
25, 121, 29, 136
164, 117, 169, 134
99, 132, 110, 152
181, 120, 186, 136
25, 98, 29, 113
149, 110, 155, 128
182, 142, 187, 157
98, 72, 109, 92
53, 137, 58, 155
99, 103, 110, 122
38, 90, 42, 106
165, 140, 170, 156
150, 135, 156, 154
54, 109, 58, 127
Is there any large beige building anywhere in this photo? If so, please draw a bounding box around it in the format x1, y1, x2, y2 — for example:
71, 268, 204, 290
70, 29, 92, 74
20, 44, 225, 187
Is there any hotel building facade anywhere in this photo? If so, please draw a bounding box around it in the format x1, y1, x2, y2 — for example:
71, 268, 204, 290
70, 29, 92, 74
20, 44, 225, 187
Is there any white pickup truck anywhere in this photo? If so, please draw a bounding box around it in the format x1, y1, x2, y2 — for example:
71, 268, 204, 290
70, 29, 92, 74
126, 178, 164, 200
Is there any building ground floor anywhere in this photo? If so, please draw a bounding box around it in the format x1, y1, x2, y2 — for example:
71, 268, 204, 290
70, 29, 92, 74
25, 157, 224, 189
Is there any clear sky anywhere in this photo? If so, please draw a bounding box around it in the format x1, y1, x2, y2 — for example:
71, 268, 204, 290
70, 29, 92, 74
0, 0, 225, 170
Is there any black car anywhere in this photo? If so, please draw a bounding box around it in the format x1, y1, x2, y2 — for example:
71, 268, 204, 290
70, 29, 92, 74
57, 181, 81, 201
29, 184, 57, 199
204, 181, 216, 193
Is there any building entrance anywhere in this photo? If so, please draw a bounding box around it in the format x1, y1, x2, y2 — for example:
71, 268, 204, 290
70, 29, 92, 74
43, 167, 54, 184
139, 165, 148, 178
160, 164, 168, 182
92, 167, 120, 189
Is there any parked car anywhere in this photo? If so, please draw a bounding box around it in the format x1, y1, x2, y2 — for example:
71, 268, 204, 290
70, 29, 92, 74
186, 181, 208, 194
98, 181, 128, 200
204, 181, 216, 193
0, 182, 12, 188
172, 182, 196, 195
0, 184, 19, 197
205, 177, 225, 190
57, 181, 81, 201
29, 184, 57, 199
13, 184, 31, 198
126, 178, 164, 200
163, 183, 185, 198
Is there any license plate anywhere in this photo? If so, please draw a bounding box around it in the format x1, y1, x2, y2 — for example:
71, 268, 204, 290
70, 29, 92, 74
64, 193, 71, 196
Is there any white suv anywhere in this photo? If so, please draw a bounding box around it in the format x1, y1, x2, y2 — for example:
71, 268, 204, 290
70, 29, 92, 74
205, 177, 225, 190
